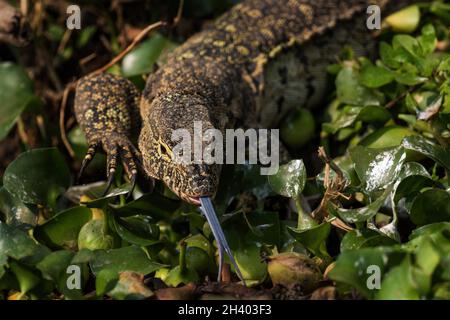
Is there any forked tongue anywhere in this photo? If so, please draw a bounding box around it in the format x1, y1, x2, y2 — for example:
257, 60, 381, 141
199, 196, 246, 285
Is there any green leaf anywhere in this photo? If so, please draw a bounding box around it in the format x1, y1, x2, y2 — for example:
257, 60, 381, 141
95, 268, 119, 296
360, 65, 394, 88
3, 148, 71, 207
0, 62, 35, 140
417, 24, 437, 56
356, 105, 392, 124
380, 42, 400, 69
329, 247, 405, 299
111, 215, 160, 247
92, 246, 165, 295
322, 106, 360, 134
329, 188, 391, 224
359, 126, 416, 149
34, 206, 92, 250
385, 5, 420, 34
410, 189, 450, 226
164, 265, 200, 287
90, 246, 165, 276
9, 260, 41, 297
376, 255, 421, 300
82, 184, 133, 209
323, 106, 391, 135
224, 211, 281, 249
36, 250, 74, 283
393, 175, 436, 210
281, 108, 316, 149
110, 193, 179, 219
233, 241, 267, 283
226, 227, 268, 283
350, 146, 406, 195
398, 161, 430, 179
415, 237, 440, 277
288, 222, 331, 258
336, 65, 381, 106
394, 71, 428, 86
0, 222, 50, 273
122, 34, 173, 77
433, 282, 450, 300
393, 35, 421, 59
0, 187, 37, 229
340, 229, 397, 252
268, 160, 306, 198
244, 212, 281, 246
409, 222, 450, 241
402, 135, 450, 171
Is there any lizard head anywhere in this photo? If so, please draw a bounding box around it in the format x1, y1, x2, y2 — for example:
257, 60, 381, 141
139, 92, 222, 205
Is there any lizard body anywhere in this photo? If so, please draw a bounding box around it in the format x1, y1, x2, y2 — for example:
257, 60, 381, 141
75, 0, 415, 202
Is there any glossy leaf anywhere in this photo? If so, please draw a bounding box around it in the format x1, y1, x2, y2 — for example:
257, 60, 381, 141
9, 260, 41, 297
350, 146, 406, 195
90, 246, 165, 276
268, 160, 307, 198
122, 34, 173, 77
329, 188, 391, 224
340, 229, 397, 252
34, 206, 92, 250
359, 126, 416, 149
0, 222, 50, 273
410, 189, 450, 226
0, 187, 37, 229
36, 250, 74, 283
233, 241, 267, 283
112, 215, 160, 247
288, 222, 331, 258
3, 148, 71, 207
82, 184, 133, 209
110, 193, 179, 219
329, 247, 405, 298
375, 256, 421, 299
402, 135, 450, 170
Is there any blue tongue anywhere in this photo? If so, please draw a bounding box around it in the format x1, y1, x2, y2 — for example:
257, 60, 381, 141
199, 196, 246, 285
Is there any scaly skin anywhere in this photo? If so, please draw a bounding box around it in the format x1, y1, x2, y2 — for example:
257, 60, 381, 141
75, 0, 418, 203
74, 73, 142, 185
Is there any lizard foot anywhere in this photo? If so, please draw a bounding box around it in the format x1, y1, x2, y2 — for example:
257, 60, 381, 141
77, 135, 142, 198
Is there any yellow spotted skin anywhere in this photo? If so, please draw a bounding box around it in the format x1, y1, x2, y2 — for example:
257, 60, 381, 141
75, 0, 419, 202
75, 73, 141, 181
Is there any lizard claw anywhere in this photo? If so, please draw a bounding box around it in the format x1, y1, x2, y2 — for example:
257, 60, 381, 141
102, 171, 115, 197
126, 173, 137, 200
77, 143, 99, 184
77, 136, 143, 200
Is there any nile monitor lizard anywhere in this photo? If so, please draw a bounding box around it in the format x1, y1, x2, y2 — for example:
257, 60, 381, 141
75, 0, 420, 280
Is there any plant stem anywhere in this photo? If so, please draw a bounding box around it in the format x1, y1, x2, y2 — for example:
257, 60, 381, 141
295, 197, 315, 230
179, 240, 187, 274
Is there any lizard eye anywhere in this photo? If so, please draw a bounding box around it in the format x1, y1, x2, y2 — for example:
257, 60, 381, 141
158, 141, 173, 160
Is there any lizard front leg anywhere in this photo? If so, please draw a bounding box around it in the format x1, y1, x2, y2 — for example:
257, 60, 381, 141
74, 73, 143, 194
